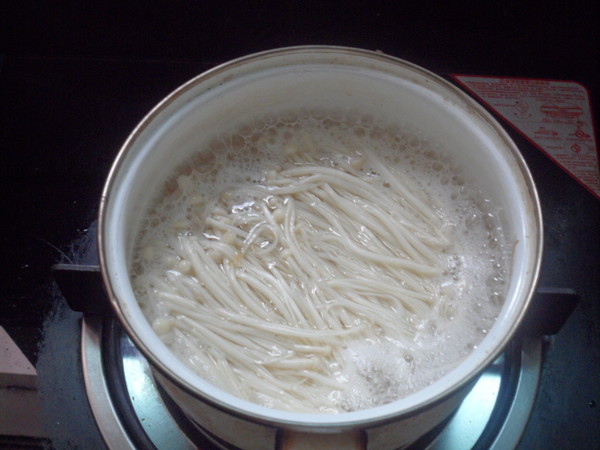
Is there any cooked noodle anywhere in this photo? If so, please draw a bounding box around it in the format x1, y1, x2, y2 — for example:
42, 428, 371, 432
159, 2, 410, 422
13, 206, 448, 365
132, 114, 508, 413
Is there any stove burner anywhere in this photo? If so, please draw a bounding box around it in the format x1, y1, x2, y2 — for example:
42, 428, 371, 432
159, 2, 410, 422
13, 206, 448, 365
80, 315, 543, 449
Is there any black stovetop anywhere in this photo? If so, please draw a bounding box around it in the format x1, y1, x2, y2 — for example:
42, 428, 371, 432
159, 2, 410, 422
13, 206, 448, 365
1, 2, 598, 448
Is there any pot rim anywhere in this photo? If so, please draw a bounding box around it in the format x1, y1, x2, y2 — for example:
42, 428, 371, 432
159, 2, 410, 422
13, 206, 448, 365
98, 45, 543, 429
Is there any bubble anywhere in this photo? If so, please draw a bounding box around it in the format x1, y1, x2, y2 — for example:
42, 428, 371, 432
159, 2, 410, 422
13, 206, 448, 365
483, 213, 496, 230
465, 212, 480, 227
490, 292, 504, 306
354, 127, 366, 137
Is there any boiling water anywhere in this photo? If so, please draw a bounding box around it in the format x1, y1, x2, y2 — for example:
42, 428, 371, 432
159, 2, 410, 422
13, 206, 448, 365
131, 111, 509, 413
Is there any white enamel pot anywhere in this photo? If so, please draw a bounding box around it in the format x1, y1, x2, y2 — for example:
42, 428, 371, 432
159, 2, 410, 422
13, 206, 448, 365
98, 46, 543, 449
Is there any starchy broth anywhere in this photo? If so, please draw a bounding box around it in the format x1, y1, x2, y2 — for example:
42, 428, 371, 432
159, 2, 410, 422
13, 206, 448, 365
131, 111, 509, 413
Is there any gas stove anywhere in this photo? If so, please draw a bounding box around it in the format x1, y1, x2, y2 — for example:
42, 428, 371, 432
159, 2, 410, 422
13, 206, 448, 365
43, 246, 578, 450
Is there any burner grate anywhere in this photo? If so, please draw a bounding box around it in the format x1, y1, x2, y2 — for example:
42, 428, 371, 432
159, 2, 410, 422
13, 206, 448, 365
81, 315, 544, 450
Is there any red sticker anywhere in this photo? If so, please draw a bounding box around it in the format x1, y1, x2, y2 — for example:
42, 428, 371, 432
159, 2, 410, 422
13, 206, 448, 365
451, 75, 600, 200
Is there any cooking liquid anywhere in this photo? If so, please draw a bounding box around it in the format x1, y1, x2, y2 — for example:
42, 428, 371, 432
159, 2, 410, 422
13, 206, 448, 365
131, 111, 509, 413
